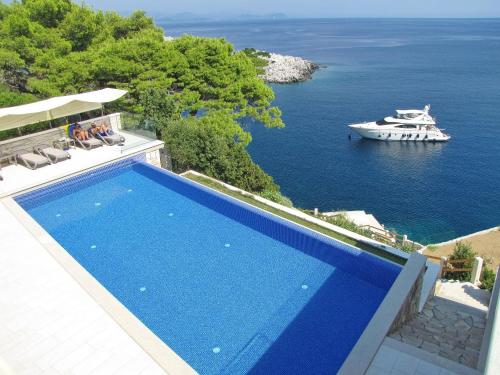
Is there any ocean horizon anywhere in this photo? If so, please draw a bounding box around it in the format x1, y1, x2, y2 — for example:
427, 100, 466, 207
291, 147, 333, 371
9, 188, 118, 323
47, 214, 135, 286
163, 18, 500, 244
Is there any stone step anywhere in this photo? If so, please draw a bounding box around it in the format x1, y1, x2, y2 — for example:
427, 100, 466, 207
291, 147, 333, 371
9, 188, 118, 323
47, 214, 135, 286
389, 297, 486, 369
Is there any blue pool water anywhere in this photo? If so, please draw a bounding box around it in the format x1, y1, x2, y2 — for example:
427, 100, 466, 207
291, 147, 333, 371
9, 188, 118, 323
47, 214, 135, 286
165, 18, 500, 244
17, 159, 400, 374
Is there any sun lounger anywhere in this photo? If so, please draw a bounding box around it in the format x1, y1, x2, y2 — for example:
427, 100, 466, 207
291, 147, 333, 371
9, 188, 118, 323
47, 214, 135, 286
14, 150, 51, 170
76, 137, 103, 149
91, 130, 125, 146
68, 124, 103, 150
34, 144, 71, 163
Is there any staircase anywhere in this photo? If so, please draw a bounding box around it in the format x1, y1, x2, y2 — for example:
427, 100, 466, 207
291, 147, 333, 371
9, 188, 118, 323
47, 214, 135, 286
389, 282, 490, 369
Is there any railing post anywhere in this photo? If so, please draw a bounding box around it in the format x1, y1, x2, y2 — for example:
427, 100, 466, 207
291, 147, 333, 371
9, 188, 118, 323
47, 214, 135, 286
471, 256, 484, 285
439, 256, 447, 278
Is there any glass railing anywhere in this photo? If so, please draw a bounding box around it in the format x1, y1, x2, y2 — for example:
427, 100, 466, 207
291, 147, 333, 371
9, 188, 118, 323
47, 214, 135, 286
118, 113, 160, 154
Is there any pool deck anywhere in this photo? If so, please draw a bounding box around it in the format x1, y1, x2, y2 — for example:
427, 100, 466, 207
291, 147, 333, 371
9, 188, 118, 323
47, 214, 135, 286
0, 130, 163, 198
368, 337, 481, 375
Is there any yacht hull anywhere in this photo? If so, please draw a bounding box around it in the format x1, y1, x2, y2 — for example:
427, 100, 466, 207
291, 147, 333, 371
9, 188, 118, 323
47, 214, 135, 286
348, 125, 450, 142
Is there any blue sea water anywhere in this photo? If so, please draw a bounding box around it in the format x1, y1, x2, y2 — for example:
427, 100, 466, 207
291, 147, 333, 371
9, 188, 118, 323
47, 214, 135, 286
17, 161, 399, 375
164, 18, 500, 244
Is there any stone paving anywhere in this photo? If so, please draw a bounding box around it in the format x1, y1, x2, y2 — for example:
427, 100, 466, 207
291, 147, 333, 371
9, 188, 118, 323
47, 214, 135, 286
390, 297, 486, 369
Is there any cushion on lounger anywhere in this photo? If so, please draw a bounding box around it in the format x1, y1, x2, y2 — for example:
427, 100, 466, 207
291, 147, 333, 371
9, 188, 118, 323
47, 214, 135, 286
104, 133, 124, 144
22, 152, 48, 164
42, 147, 69, 159
84, 138, 102, 146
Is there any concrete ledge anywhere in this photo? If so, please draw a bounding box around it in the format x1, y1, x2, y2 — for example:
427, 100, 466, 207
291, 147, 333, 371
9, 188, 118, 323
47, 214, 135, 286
338, 253, 427, 375
479, 267, 500, 374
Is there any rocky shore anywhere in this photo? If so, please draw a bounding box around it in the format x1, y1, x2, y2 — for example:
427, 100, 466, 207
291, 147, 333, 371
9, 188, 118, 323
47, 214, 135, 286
260, 53, 319, 83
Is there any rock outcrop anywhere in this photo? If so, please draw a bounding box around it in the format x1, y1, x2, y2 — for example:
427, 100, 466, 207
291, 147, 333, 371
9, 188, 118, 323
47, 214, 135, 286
260, 53, 319, 83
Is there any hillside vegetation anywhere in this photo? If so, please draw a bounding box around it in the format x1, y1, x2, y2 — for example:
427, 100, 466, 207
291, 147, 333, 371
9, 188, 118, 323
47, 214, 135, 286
0, 0, 287, 195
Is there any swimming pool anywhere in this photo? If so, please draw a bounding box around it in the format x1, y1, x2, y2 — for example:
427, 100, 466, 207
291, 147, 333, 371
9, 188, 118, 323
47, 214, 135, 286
16, 156, 401, 375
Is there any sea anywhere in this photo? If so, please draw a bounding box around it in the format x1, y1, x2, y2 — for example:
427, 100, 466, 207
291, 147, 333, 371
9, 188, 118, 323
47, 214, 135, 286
162, 18, 500, 244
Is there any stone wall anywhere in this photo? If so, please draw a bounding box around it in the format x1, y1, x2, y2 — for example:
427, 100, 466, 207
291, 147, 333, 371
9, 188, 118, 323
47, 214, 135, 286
389, 265, 425, 334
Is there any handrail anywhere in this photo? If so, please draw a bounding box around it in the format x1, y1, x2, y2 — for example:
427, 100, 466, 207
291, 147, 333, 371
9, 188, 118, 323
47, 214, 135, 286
424, 254, 442, 260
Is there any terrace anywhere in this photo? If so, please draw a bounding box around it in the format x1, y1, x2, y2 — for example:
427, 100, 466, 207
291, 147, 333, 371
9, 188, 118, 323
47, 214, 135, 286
0, 90, 499, 375
0, 117, 163, 198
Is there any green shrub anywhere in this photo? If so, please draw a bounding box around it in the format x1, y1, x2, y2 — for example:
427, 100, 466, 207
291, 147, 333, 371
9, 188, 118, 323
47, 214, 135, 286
481, 266, 496, 291
259, 190, 293, 208
444, 242, 476, 281
398, 241, 418, 253
321, 214, 372, 238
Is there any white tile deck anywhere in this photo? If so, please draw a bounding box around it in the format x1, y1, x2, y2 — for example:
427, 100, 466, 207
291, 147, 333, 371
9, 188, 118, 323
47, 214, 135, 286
0, 131, 163, 197
436, 280, 491, 312
0, 201, 167, 375
368, 338, 482, 375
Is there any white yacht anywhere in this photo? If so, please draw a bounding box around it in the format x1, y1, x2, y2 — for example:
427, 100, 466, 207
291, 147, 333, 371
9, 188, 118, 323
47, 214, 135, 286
348, 105, 450, 142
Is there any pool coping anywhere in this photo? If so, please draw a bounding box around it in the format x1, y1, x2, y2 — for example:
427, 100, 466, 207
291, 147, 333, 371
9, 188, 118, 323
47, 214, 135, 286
5, 155, 415, 375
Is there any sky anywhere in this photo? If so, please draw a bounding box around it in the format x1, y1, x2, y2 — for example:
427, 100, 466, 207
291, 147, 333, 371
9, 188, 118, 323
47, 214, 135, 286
83, 0, 500, 19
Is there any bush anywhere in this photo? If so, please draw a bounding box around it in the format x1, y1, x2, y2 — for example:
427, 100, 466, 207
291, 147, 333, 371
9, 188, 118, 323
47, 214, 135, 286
481, 266, 496, 291
444, 242, 476, 281
162, 115, 280, 194
259, 190, 293, 208
398, 242, 418, 253
321, 214, 372, 238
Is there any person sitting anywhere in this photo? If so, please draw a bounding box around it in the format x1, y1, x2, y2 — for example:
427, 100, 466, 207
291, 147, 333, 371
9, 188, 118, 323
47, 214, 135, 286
89, 122, 110, 137
72, 123, 89, 141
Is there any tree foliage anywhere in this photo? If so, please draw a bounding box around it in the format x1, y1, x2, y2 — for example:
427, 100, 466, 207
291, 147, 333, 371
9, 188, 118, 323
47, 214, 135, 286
161, 112, 279, 193
0, 0, 284, 192
0, 0, 283, 128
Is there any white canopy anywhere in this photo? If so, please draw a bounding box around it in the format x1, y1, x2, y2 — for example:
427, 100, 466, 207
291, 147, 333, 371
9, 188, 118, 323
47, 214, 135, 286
0, 88, 127, 131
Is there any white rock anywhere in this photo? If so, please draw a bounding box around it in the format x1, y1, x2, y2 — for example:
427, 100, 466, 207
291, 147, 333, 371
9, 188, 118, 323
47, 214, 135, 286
260, 53, 319, 83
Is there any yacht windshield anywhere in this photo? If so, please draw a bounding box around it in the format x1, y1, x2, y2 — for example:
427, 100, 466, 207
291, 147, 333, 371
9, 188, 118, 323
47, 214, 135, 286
396, 112, 421, 120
